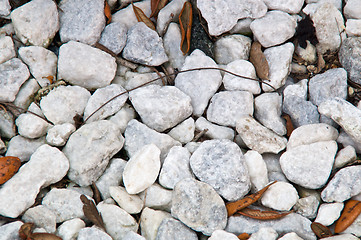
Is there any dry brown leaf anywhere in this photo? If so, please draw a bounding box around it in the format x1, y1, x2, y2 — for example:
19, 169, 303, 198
282, 114, 294, 137
249, 41, 269, 80
104, 0, 112, 24
30, 233, 63, 240
237, 207, 292, 220
335, 200, 361, 233
132, 3, 156, 31
0, 156, 21, 184
91, 182, 102, 204
237, 232, 250, 240
150, 0, 168, 18
80, 194, 105, 230
226, 181, 277, 217
179, 1, 192, 55
311, 222, 333, 238
19, 222, 34, 240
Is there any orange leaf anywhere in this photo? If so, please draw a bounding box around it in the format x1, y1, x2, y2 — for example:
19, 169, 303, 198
249, 41, 269, 80
150, 0, 168, 18
226, 181, 277, 217
335, 200, 361, 233
311, 222, 333, 239
282, 114, 294, 137
43, 75, 54, 84
104, 0, 112, 24
179, 1, 192, 55
238, 233, 250, 240
0, 156, 21, 184
237, 207, 292, 220
30, 233, 63, 240
132, 3, 156, 31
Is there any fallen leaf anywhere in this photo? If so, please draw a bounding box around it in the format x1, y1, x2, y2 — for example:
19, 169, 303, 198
282, 114, 294, 137
226, 181, 277, 217
91, 182, 102, 204
132, 3, 156, 31
43, 75, 54, 84
238, 232, 250, 240
19, 222, 34, 240
30, 233, 63, 240
311, 222, 333, 238
179, 1, 192, 55
249, 41, 269, 80
237, 207, 292, 220
0, 156, 21, 184
80, 194, 105, 230
335, 199, 361, 233
104, 0, 112, 24
150, 0, 168, 18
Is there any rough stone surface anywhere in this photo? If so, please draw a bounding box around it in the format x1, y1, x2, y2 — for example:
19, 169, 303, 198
140, 207, 171, 240
344, 0, 361, 19
278, 232, 304, 240
0, 36, 15, 64
345, 19, 361, 37
15, 113, 50, 139
139, 183, 172, 212
249, 227, 278, 240
334, 145, 357, 169
263, 0, 304, 14
283, 96, 320, 127
156, 0, 187, 36
77, 227, 112, 240
339, 37, 361, 85
99, 22, 127, 55
22, 205, 57, 233
56, 218, 85, 240
108, 104, 136, 133
208, 230, 239, 240
46, 123, 76, 147
163, 22, 186, 69
123, 231, 146, 240
109, 186, 143, 214
195, 117, 235, 140
0, 0, 11, 17
5, 135, 45, 162
0, 144, 69, 218
315, 202, 344, 226
0, 109, 16, 139
171, 178, 227, 236
111, 0, 151, 30
167, 118, 195, 144
244, 150, 269, 192
261, 182, 299, 211
214, 34, 252, 65
156, 218, 198, 240
14, 78, 40, 109
294, 195, 320, 219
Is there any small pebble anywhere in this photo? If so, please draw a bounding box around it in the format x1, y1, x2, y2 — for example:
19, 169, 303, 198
156, 218, 198, 240
208, 230, 239, 240
261, 182, 299, 211
77, 227, 112, 240
244, 150, 269, 192
168, 118, 195, 144
214, 34, 252, 65
139, 183, 172, 212
249, 227, 278, 240
109, 186, 144, 214
314, 202, 344, 226
334, 145, 357, 169
0, 36, 15, 64
56, 218, 85, 240
46, 123, 76, 147
140, 207, 171, 240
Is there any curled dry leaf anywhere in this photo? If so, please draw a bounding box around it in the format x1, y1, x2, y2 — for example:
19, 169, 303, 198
104, 0, 112, 24
132, 3, 156, 31
237, 232, 250, 240
237, 207, 293, 220
311, 222, 333, 239
80, 194, 106, 230
226, 181, 277, 217
150, 0, 168, 18
249, 41, 269, 80
91, 182, 102, 204
0, 156, 21, 184
335, 199, 361, 233
179, 1, 192, 55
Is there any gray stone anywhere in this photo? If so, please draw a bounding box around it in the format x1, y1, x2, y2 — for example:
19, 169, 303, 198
321, 165, 361, 202
250, 11, 297, 48
112, 0, 151, 30
280, 141, 338, 189
123, 22, 168, 66
163, 23, 185, 70
13, 78, 40, 110
22, 205, 56, 233
207, 91, 254, 127
40, 85, 91, 125
77, 227, 112, 240
345, 19, 361, 37
339, 37, 361, 85
0, 58, 30, 102
283, 96, 320, 127
10, 0, 59, 47
5, 135, 45, 162
229, 18, 253, 34
123, 72, 163, 90
140, 207, 171, 240
195, 117, 235, 140
59, 0, 104, 45
236, 116, 287, 154
174, 49, 222, 116
0, 221, 23, 240
263, 0, 304, 14
171, 178, 227, 236
156, 0, 187, 36
108, 104, 136, 133
294, 195, 320, 219
0, 138, 5, 154
124, 119, 181, 161
139, 183, 172, 212
129, 85, 192, 132
197, 0, 267, 36
159, 146, 194, 189
0, 36, 15, 64
57, 41, 117, 90
337, 129, 361, 153
315, 202, 344, 226
99, 22, 127, 55
283, 79, 308, 101
46, 123, 76, 147
344, 0, 361, 19
16, 113, 51, 139
190, 139, 250, 201
0, 109, 16, 139
263, 154, 288, 183
0, 144, 69, 218
156, 218, 198, 240
214, 34, 252, 65
168, 118, 195, 144
309, 68, 347, 106
260, 182, 299, 211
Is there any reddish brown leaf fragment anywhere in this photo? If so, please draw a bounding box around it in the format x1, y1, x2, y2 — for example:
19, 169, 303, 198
91, 182, 102, 204
179, 1, 192, 55
132, 3, 156, 31
282, 114, 294, 137
335, 200, 361, 233
226, 181, 277, 217
311, 222, 333, 238
238, 233, 250, 240
43, 75, 54, 84
30, 232, 63, 240
237, 207, 292, 220
0, 156, 21, 184
249, 41, 269, 80
19, 222, 34, 240
104, 0, 112, 24
80, 194, 106, 230
150, 0, 168, 18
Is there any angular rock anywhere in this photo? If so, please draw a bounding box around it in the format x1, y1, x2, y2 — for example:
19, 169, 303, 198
0, 109, 16, 139
263, 0, 304, 14
139, 183, 172, 212
140, 207, 171, 240
339, 37, 361, 85
334, 145, 357, 169
214, 34, 252, 65
315, 202, 344, 226
195, 117, 235, 140
280, 141, 337, 189
0, 36, 15, 64
244, 150, 268, 192
167, 118, 195, 144
163, 22, 185, 69
56, 218, 85, 240
344, 0, 361, 19
78, 227, 112, 240
15, 113, 50, 139
250, 11, 297, 48
261, 182, 299, 211
129, 85, 192, 132
14, 78, 40, 110
0, 58, 30, 102
123, 144, 161, 194
156, 218, 198, 240
236, 116, 287, 154
22, 205, 57, 233
99, 22, 127, 55
10, 0, 59, 47
123, 71, 163, 90
5, 135, 45, 162
283, 96, 320, 127
171, 178, 227, 236
345, 19, 361, 37
0, 0, 11, 17
46, 123, 76, 147
109, 186, 143, 214
230, 18, 253, 34
123, 22, 168, 66
294, 195, 320, 219
112, 0, 151, 30
108, 103, 136, 133
156, 0, 187, 36
174, 49, 222, 116
57, 41, 117, 90
63, 120, 124, 186
207, 91, 254, 127
0, 144, 69, 218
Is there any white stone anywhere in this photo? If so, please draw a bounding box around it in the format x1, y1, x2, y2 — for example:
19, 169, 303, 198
337, 129, 361, 153
10, 0, 59, 47
5, 135, 45, 162
278, 232, 305, 240
168, 118, 195, 144
123, 144, 161, 194
184, 141, 201, 154
249, 227, 278, 240
163, 22, 185, 69
156, 218, 197, 240
57, 41, 117, 90
123, 72, 163, 90
108, 104, 136, 133
156, 0, 187, 36
244, 150, 269, 192
346, 19, 361, 37
56, 218, 85, 240
283, 79, 308, 100
22, 205, 57, 233
214, 34, 252, 65
14, 78, 40, 110
195, 117, 235, 140
15, 113, 51, 139
344, 0, 361, 19
112, 0, 151, 30
334, 145, 357, 168
250, 11, 297, 48
140, 207, 171, 240
315, 202, 344, 226
229, 18, 253, 34
263, 0, 304, 14
139, 183, 172, 212
0, 0, 10, 17
208, 230, 239, 240
294, 195, 320, 219
77, 227, 112, 240
261, 182, 299, 211
0, 221, 23, 240
123, 231, 146, 240
322, 234, 360, 240
0, 36, 15, 64
99, 22, 127, 55
109, 186, 144, 214
46, 123, 76, 147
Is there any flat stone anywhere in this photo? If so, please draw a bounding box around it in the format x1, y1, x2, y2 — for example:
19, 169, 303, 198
214, 34, 252, 65
156, 0, 187, 36
207, 91, 254, 127
236, 116, 287, 154
163, 22, 186, 69
0, 36, 15, 64
171, 178, 227, 236
315, 202, 344, 226
283, 96, 320, 127
280, 141, 338, 189
0, 58, 30, 102
109, 186, 143, 214
344, 0, 361, 19
334, 145, 357, 169
77, 227, 112, 240
57, 41, 117, 90
174, 49, 222, 116
63, 120, 124, 186
112, 0, 151, 30
5, 135, 45, 162
167, 118, 195, 144
244, 150, 269, 192
123, 22, 168, 66
40, 85, 90, 125
10, 0, 59, 47
56, 218, 85, 240
263, 0, 304, 14
250, 11, 297, 48
0, 144, 69, 218
190, 139, 250, 201
99, 22, 127, 55
46, 123, 76, 147
15, 113, 51, 139
197, 0, 267, 36
345, 19, 361, 37
195, 117, 235, 140
156, 218, 198, 240
339, 37, 361, 85
261, 182, 299, 211
22, 205, 57, 233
